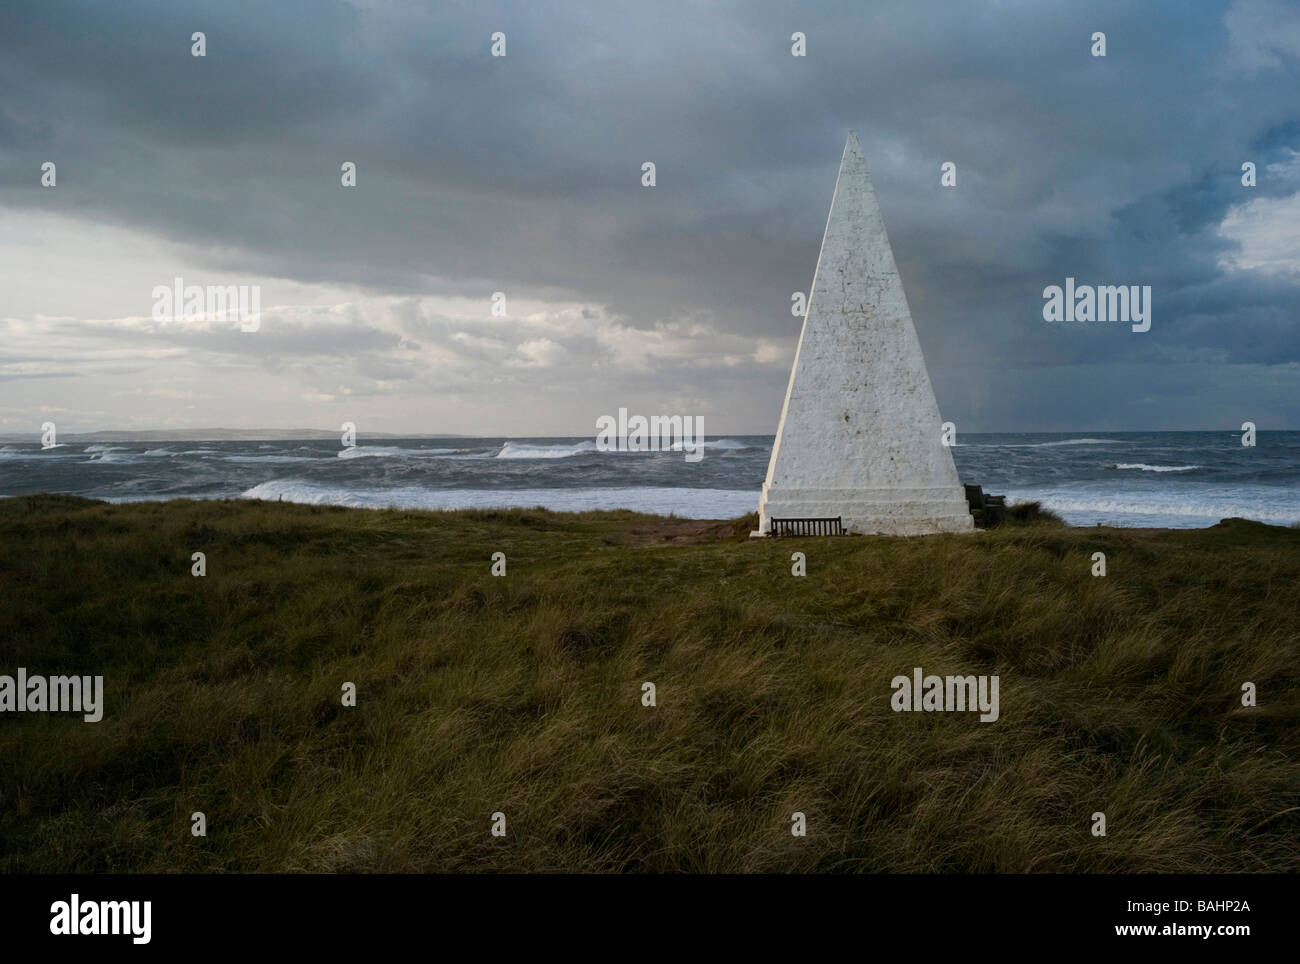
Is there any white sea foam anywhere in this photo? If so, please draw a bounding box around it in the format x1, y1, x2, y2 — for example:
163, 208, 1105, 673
982, 438, 1124, 448
83, 448, 161, 463
84, 445, 128, 453
1007, 485, 1300, 527
492, 438, 749, 459
495, 441, 597, 459
1113, 463, 1201, 473
240, 479, 758, 518
335, 445, 477, 460
337, 445, 420, 459
1034, 438, 1121, 446
670, 438, 753, 451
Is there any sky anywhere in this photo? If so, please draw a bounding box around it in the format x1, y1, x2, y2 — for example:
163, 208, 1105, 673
0, 0, 1297, 436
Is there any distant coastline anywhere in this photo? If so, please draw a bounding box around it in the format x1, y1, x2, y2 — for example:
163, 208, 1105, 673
0, 428, 470, 443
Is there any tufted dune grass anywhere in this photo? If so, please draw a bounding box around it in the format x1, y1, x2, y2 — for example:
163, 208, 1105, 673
1, 494, 1297, 873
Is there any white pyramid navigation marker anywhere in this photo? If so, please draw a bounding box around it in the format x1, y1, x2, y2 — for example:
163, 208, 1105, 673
756, 132, 974, 536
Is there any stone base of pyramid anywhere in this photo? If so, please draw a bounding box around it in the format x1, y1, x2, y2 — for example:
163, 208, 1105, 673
753, 485, 975, 536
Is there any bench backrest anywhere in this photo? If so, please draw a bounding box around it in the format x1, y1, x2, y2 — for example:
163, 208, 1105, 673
770, 517, 845, 537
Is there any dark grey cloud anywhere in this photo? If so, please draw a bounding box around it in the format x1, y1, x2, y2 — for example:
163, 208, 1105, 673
1, 0, 1297, 431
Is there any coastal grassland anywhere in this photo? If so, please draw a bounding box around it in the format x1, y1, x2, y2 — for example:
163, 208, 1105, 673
1, 494, 1297, 873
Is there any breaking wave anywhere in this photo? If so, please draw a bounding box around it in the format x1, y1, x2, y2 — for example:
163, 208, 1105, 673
983, 438, 1125, 448
1112, 463, 1201, 473
1033, 438, 1122, 447
336, 445, 472, 460
1006, 486, 1300, 527
240, 479, 758, 518
495, 441, 597, 459
677, 438, 753, 451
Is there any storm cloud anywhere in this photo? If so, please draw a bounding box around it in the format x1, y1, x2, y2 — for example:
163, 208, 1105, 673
1, 0, 1296, 434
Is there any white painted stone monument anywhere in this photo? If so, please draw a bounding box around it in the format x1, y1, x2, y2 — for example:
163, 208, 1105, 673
756, 132, 974, 536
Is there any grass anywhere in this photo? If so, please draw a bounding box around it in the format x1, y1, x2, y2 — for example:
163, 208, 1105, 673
1, 493, 1297, 873
1003, 500, 1065, 526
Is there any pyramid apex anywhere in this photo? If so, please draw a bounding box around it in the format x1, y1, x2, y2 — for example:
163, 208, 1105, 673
838, 130, 869, 178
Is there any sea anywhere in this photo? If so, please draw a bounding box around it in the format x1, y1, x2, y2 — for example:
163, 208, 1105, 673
1, 432, 1298, 529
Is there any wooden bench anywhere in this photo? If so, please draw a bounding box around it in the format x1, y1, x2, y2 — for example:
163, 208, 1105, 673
963, 485, 1006, 528
770, 517, 845, 537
